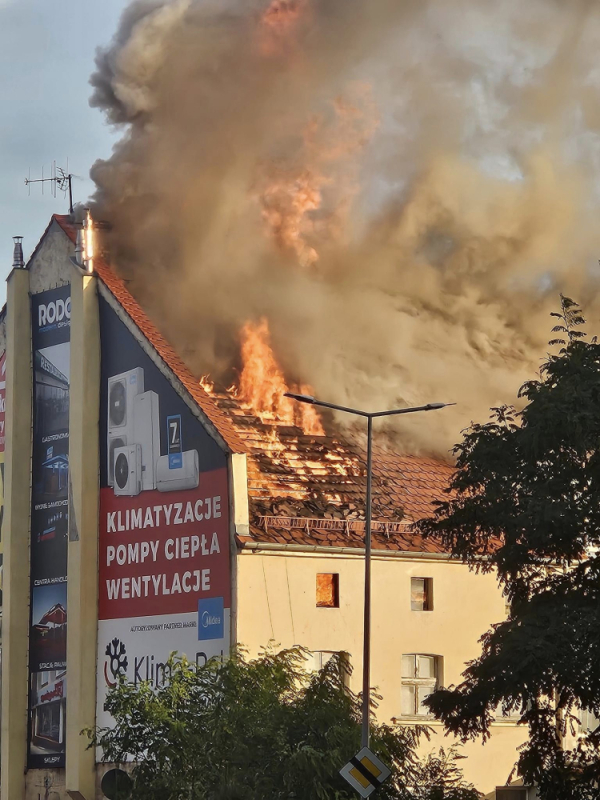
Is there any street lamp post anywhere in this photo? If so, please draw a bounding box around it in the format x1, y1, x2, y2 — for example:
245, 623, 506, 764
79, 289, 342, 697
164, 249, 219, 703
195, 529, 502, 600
284, 392, 453, 749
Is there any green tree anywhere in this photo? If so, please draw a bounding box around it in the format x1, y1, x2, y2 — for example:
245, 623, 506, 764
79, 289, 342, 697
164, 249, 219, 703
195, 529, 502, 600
418, 296, 600, 800
89, 647, 480, 800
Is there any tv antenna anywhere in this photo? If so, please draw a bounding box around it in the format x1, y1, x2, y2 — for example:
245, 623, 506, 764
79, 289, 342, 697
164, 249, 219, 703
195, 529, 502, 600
25, 160, 74, 214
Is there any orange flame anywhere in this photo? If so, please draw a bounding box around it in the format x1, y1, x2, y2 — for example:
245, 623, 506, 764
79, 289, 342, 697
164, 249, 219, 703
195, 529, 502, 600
259, 0, 310, 57
238, 317, 324, 435
258, 167, 323, 267
256, 85, 379, 266
199, 374, 214, 394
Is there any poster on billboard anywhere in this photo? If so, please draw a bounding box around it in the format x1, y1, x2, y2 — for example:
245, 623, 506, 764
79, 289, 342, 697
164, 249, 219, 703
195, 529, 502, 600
28, 285, 71, 769
97, 298, 231, 739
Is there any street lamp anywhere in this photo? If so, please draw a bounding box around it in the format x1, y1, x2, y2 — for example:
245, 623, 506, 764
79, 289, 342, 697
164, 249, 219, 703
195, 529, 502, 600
284, 392, 454, 748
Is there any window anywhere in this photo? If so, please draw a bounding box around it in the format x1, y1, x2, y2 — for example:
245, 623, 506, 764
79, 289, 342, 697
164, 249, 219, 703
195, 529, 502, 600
401, 654, 440, 716
307, 650, 351, 687
309, 650, 336, 671
491, 701, 520, 722
411, 577, 433, 611
495, 789, 528, 800
580, 708, 600, 733
316, 573, 339, 608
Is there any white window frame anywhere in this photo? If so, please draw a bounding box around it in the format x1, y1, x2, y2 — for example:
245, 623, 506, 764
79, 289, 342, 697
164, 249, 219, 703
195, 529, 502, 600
490, 700, 521, 724
308, 650, 336, 672
579, 707, 600, 735
410, 577, 433, 611
307, 650, 351, 687
400, 654, 441, 718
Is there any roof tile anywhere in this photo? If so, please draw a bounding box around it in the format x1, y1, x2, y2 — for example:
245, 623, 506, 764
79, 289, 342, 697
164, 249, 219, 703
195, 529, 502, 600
52, 214, 455, 556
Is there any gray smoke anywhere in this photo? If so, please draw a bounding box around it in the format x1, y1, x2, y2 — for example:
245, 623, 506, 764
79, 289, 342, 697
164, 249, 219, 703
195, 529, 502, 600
90, 0, 600, 455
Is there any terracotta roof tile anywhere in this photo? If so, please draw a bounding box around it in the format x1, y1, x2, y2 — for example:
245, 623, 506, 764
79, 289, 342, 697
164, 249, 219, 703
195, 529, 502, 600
246, 521, 448, 555
51, 214, 455, 555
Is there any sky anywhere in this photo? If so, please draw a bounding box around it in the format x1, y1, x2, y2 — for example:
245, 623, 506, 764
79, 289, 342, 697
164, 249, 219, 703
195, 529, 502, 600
0, 0, 130, 302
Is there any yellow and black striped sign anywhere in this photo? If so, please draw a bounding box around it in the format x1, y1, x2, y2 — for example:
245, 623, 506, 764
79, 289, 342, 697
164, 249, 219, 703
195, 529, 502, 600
339, 747, 391, 797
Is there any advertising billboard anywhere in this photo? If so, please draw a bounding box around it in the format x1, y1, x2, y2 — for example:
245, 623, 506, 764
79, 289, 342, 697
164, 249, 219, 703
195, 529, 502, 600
97, 298, 231, 737
0, 350, 6, 603
28, 285, 71, 768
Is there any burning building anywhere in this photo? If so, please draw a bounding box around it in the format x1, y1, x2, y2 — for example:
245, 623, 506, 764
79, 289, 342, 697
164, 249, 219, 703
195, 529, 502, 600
0, 214, 531, 799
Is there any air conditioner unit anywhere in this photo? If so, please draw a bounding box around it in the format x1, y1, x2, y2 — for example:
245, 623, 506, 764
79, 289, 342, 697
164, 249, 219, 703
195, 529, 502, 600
107, 367, 144, 486
133, 391, 160, 491
156, 450, 199, 493
113, 444, 142, 497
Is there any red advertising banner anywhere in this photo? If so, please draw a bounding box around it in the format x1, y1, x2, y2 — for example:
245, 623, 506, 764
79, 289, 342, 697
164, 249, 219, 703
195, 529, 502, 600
99, 467, 230, 620
97, 297, 231, 744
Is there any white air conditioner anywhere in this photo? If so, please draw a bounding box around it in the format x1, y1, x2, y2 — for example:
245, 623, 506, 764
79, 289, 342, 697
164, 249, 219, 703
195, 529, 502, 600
133, 391, 160, 491
156, 450, 199, 493
113, 444, 142, 497
107, 367, 144, 485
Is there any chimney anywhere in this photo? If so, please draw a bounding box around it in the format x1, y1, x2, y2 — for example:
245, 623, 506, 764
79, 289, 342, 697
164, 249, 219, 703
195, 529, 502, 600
12, 236, 24, 268
82, 208, 94, 272
75, 228, 84, 267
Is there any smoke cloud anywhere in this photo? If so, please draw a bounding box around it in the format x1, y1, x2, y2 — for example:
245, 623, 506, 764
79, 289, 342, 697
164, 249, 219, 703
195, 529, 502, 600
89, 0, 600, 456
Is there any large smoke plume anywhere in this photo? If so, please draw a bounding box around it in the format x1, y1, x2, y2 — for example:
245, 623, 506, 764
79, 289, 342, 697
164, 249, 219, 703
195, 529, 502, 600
90, 0, 600, 455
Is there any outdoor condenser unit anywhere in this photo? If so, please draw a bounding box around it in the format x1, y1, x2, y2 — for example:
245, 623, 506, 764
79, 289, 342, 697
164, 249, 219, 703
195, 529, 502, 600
113, 444, 143, 497
107, 367, 144, 486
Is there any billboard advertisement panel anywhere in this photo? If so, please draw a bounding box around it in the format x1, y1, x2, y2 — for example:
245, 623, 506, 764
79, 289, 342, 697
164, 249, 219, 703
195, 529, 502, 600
0, 350, 6, 603
28, 285, 71, 769
97, 298, 230, 737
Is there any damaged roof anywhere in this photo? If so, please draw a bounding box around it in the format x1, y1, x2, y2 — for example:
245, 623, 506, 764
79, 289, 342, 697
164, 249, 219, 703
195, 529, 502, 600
53, 214, 454, 555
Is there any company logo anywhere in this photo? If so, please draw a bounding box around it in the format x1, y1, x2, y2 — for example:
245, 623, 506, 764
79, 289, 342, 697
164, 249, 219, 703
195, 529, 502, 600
38, 297, 71, 328
198, 597, 225, 641
104, 637, 128, 688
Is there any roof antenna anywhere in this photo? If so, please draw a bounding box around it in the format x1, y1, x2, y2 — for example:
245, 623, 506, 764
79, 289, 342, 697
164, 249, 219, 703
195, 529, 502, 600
25, 160, 75, 214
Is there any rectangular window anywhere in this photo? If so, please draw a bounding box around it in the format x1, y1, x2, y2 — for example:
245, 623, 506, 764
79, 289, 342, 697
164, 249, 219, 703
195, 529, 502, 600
307, 650, 351, 687
580, 708, 600, 733
491, 701, 520, 722
411, 577, 433, 611
495, 790, 528, 800
316, 573, 339, 608
400, 654, 440, 716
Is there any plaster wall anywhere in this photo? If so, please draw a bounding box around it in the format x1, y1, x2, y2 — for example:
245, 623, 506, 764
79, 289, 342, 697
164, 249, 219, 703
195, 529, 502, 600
28, 221, 73, 295
236, 548, 526, 797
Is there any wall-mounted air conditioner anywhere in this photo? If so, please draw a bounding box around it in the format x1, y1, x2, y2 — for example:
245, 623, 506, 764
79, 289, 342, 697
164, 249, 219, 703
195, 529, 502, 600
156, 450, 199, 493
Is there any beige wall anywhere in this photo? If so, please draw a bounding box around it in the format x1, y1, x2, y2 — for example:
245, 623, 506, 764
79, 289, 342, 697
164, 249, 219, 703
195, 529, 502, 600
236, 548, 526, 796
66, 268, 100, 800
28, 221, 73, 295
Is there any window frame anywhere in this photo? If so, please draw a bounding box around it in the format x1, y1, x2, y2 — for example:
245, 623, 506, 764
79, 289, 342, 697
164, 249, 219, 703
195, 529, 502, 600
316, 573, 340, 608
579, 707, 600, 735
307, 650, 351, 687
400, 653, 441, 718
410, 577, 433, 611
